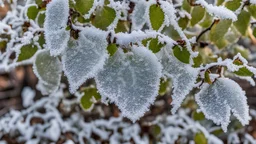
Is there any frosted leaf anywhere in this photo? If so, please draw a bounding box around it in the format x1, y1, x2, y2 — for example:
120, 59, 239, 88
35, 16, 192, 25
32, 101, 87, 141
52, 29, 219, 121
196, 0, 237, 21
95, 47, 162, 121
195, 78, 250, 132
33, 50, 62, 94
44, 0, 69, 56
62, 27, 108, 94
131, 0, 148, 30
158, 47, 199, 114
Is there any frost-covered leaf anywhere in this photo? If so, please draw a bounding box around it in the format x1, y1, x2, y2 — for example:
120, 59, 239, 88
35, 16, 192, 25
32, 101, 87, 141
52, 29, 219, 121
33, 50, 62, 94
234, 10, 250, 36
158, 47, 199, 114
44, 0, 69, 56
196, 0, 237, 21
62, 27, 108, 94
17, 44, 38, 62
195, 78, 250, 132
190, 6, 205, 26
131, 0, 148, 30
26, 5, 39, 20
149, 4, 165, 30
92, 6, 116, 30
95, 47, 162, 121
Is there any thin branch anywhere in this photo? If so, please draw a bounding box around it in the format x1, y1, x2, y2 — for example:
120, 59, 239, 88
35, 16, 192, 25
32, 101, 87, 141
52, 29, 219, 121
196, 20, 216, 42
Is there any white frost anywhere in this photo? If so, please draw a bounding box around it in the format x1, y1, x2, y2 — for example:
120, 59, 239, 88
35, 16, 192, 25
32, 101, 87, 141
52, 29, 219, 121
44, 0, 70, 56
62, 27, 109, 94
195, 78, 250, 132
21, 87, 35, 107
131, 0, 148, 30
196, 0, 237, 21
33, 50, 62, 95
158, 47, 199, 114
96, 46, 162, 122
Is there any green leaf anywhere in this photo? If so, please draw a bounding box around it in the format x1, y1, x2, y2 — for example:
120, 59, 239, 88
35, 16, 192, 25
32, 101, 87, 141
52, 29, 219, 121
209, 20, 232, 43
178, 16, 189, 30
27, 5, 39, 20
234, 10, 250, 36
80, 87, 101, 111
233, 60, 253, 76
76, 15, 90, 23
248, 5, 256, 19
193, 111, 205, 121
142, 38, 152, 46
35, 0, 43, 6
204, 71, 212, 84
233, 45, 250, 59
215, 38, 228, 49
194, 132, 207, 144
149, 37, 165, 53
193, 54, 203, 67
190, 6, 205, 26
152, 125, 161, 137
234, 67, 253, 76
92, 6, 116, 30
17, 44, 38, 62
0, 40, 7, 51
107, 44, 118, 56
115, 20, 130, 33
253, 27, 256, 37
173, 45, 190, 64
75, 0, 94, 15
37, 12, 45, 28
38, 34, 45, 48
158, 78, 169, 96
182, 0, 191, 12
211, 128, 223, 136
216, 0, 225, 6
163, 25, 180, 40
200, 13, 213, 28
225, 0, 241, 11
149, 4, 165, 30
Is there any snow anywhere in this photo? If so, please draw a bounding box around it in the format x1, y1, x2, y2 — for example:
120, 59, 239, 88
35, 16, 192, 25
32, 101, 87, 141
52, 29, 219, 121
62, 27, 109, 94
21, 87, 35, 107
44, 0, 69, 56
158, 47, 199, 114
195, 78, 250, 132
196, 0, 237, 21
95, 46, 162, 122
